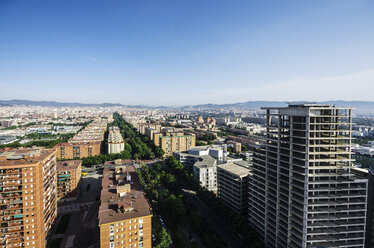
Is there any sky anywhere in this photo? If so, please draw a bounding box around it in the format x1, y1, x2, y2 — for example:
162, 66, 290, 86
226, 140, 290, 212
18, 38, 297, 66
0, 0, 373, 106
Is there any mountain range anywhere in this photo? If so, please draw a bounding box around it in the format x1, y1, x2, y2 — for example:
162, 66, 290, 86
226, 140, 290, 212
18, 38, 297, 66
1, 99, 374, 112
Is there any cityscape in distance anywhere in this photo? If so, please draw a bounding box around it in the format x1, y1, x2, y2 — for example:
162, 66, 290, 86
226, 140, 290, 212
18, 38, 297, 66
1, 1, 374, 248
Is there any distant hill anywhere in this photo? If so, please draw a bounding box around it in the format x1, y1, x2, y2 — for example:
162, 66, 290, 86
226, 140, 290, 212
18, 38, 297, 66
183, 101, 374, 112
1, 99, 374, 112
0, 99, 124, 107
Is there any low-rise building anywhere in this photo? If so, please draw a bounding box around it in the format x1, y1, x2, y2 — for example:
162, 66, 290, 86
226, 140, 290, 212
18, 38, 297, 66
174, 152, 218, 192
217, 161, 250, 215
99, 162, 152, 248
56, 160, 82, 201
188, 145, 228, 164
192, 156, 217, 192
227, 140, 241, 153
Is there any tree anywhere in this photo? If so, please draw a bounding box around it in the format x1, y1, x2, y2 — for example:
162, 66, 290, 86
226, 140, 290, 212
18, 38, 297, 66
155, 227, 172, 248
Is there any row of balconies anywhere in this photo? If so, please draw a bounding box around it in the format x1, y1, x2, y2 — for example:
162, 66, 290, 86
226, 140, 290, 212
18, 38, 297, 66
0, 169, 21, 175
0, 186, 22, 193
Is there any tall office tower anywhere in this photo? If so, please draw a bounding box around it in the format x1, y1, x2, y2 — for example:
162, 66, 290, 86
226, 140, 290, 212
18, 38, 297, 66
107, 126, 125, 154
0, 148, 57, 248
248, 104, 368, 248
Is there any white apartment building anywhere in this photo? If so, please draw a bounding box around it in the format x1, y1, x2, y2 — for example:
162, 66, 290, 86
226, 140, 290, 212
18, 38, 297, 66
192, 156, 217, 192
107, 126, 125, 154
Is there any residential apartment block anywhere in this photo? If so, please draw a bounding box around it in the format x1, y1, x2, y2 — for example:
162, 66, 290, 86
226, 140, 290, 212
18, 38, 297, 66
55, 120, 107, 159
56, 160, 82, 201
174, 151, 218, 191
159, 132, 195, 157
0, 148, 57, 248
227, 140, 242, 153
217, 161, 250, 215
108, 126, 125, 154
248, 104, 368, 248
55, 141, 101, 159
99, 162, 152, 248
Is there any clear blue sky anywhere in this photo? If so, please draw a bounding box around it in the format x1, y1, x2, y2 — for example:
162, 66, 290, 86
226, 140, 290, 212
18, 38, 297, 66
1, 0, 373, 106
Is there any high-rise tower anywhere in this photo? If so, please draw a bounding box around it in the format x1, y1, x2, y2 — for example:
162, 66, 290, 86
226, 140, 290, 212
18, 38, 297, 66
248, 104, 368, 247
0, 148, 57, 248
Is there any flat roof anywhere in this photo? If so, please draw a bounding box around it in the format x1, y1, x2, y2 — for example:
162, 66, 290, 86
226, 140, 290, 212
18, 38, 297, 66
217, 162, 250, 177
57, 160, 82, 171
104, 159, 132, 167
261, 103, 354, 110
99, 164, 151, 225
55, 141, 101, 147
194, 155, 217, 168
0, 148, 55, 168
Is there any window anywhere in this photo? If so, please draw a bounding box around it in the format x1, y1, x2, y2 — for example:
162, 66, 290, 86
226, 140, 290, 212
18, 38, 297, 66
139, 218, 143, 223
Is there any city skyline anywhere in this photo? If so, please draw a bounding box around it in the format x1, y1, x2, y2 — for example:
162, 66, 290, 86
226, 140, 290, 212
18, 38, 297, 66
1, 0, 374, 105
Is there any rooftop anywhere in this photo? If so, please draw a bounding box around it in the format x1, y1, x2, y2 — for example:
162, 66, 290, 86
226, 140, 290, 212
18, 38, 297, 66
217, 161, 251, 177
194, 155, 217, 168
55, 141, 101, 147
99, 164, 151, 225
261, 103, 354, 110
57, 160, 82, 171
0, 147, 55, 167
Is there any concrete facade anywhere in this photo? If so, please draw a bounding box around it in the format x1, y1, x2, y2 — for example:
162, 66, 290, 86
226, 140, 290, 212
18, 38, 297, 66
217, 161, 250, 215
248, 104, 368, 248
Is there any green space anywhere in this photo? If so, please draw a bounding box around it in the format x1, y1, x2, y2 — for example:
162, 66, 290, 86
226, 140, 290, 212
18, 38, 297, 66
139, 163, 220, 248
0, 121, 91, 150
217, 126, 236, 137
196, 133, 216, 146
353, 118, 374, 126
164, 157, 263, 248
1, 122, 38, 130
81, 113, 164, 166
0, 133, 75, 149
353, 136, 374, 145
138, 158, 263, 248
55, 214, 72, 234
354, 154, 374, 169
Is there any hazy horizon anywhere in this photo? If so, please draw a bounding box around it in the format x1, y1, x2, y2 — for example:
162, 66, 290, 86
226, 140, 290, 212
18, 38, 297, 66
1, 0, 374, 105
